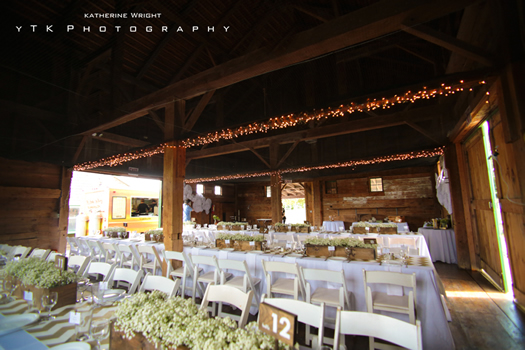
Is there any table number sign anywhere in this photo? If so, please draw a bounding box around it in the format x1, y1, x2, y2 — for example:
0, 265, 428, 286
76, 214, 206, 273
69, 311, 81, 325
328, 246, 336, 251
23, 291, 33, 302
55, 255, 68, 271
258, 302, 296, 347
286, 243, 292, 249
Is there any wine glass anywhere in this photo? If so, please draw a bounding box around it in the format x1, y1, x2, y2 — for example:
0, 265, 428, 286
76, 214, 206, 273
3, 279, 18, 302
41, 292, 58, 320
77, 277, 90, 302
90, 319, 110, 350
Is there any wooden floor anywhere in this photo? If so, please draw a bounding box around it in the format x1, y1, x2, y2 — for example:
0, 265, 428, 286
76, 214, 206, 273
436, 262, 525, 350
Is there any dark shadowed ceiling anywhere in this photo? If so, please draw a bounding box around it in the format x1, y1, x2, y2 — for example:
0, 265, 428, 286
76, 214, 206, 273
1, 0, 519, 182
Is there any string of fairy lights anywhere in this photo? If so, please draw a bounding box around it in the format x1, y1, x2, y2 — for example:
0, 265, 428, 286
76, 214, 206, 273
73, 79, 485, 172
184, 147, 445, 184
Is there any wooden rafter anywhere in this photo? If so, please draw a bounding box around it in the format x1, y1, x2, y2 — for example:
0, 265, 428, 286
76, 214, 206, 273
82, 0, 479, 136
401, 24, 494, 66
292, 4, 331, 23
148, 109, 165, 133
276, 140, 300, 168
187, 103, 452, 160
136, 24, 179, 80
405, 121, 441, 144
72, 135, 88, 163
93, 132, 149, 148
248, 147, 271, 169
183, 90, 215, 133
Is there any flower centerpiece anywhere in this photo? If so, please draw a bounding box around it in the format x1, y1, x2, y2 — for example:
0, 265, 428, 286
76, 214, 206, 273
273, 223, 288, 232
111, 291, 287, 350
352, 222, 398, 234
5, 257, 78, 310
212, 215, 220, 224
290, 223, 310, 233
304, 237, 378, 260
146, 228, 164, 243
104, 226, 127, 238
216, 222, 246, 231
215, 233, 266, 251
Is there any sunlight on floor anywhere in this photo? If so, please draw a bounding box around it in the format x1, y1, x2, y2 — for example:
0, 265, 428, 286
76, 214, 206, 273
446, 290, 514, 300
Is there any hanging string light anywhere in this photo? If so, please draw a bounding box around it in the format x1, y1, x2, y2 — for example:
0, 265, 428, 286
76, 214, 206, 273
74, 79, 484, 171
184, 147, 444, 183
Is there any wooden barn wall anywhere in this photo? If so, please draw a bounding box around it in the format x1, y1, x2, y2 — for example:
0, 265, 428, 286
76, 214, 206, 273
223, 166, 442, 230
0, 157, 70, 252
320, 167, 442, 231
236, 182, 271, 225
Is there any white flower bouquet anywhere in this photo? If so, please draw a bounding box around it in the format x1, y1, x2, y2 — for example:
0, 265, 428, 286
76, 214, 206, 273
114, 291, 287, 349
5, 257, 78, 289
304, 237, 377, 249
216, 233, 265, 242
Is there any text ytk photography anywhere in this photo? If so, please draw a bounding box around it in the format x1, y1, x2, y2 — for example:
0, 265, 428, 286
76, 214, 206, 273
14, 12, 231, 33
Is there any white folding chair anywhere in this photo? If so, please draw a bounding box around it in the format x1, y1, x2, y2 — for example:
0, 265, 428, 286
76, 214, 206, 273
200, 283, 253, 329
107, 268, 143, 295
8, 246, 31, 259
189, 254, 231, 304
218, 259, 261, 303
261, 295, 325, 349
118, 244, 140, 269
164, 250, 202, 298
68, 255, 91, 276
334, 307, 423, 350
136, 245, 162, 275
76, 239, 91, 257
29, 248, 51, 260
262, 260, 304, 300
86, 240, 106, 262
83, 262, 116, 282
46, 251, 62, 262
302, 268, 352, 311
103, 243, 121, 266
139, 273, 180, 298
363, 270, 417, 324
66, 237, 81, 256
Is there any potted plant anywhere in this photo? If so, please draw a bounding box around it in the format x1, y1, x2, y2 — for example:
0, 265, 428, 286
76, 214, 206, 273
215, 233, 266, 251
212, 215, 220, 224
105, 227, 126, 238
145, 229, 163, 242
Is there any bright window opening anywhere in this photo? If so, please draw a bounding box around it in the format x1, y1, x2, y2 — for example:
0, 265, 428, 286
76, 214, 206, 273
196, 184, 204, 194
214, 186, 222, 196
369, 177, 383, 192
266, 186, 271, 197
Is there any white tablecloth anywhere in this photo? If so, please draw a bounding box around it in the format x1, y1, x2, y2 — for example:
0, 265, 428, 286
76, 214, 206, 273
184, 247, 454, 350
418, 228, 457, 264
323, 221, 345, 231
352, 222, 410, 233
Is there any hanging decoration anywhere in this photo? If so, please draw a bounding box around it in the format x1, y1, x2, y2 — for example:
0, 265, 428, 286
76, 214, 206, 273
185, 147, 444, 184
73, 79, 485, 171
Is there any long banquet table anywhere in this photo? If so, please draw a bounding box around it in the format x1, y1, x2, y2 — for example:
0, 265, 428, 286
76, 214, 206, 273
184, 246, 454, 350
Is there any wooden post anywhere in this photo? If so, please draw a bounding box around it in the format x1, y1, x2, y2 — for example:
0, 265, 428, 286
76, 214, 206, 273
445, 145, 471, 269
57, 167, 72, 254
313, 179, 323, 227
162, 141, 185, 273
270, 173, 282, 224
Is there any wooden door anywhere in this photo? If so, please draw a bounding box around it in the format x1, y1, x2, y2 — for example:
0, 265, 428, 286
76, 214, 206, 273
463, 129, 505, 290
489, 112, 525, 298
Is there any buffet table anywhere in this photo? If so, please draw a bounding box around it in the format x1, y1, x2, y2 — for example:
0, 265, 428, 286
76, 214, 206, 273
418, 228, 457, 264
184, 246, 454, 350
351, 221, 410, 233
322, 220, 345, 231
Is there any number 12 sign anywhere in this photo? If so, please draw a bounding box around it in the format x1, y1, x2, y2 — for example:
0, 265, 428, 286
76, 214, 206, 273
258, 302, 296, 347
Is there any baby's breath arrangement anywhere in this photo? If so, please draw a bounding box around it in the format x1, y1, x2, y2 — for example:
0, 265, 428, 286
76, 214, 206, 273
304, 237, 378, 249
216, 233, 266, 242
146, 228, 163, 236
5, 258, 78, 288
274, 223, 286, 227
105, 227, 126, 232
291, 223, 310, 228
354, 222, 397, 228
114, 291, 286, 349
217, 222, 247, 226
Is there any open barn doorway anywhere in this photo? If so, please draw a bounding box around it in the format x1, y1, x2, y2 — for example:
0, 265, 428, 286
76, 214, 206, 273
281, 183, 306, 224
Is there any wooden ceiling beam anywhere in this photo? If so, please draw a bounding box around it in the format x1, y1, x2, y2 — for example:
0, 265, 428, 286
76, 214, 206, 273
83, 0, 479, 137
0, 100, 63, 121
276, 140, 300, 168
183, 90, 215, 132
187, 103, 451, 160
291, 4, 331, 23
401, 24, 494, 66
93, 132, 149, 148
136, 24, 179, 80
405, 121, 442, 144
